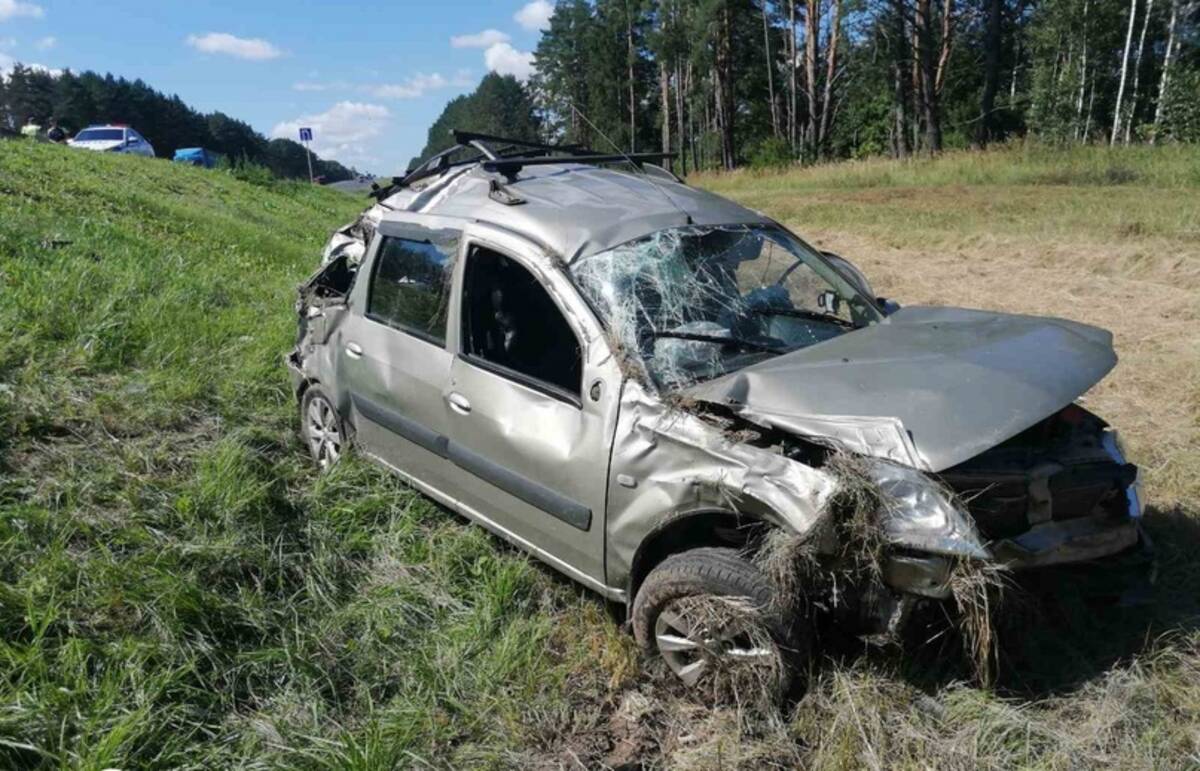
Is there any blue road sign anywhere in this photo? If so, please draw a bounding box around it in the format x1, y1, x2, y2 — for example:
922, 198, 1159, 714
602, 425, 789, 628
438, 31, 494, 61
299, 127, 313, 142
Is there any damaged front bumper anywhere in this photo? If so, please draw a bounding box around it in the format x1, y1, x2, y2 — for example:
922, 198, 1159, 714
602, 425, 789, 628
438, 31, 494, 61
881, 485, 1154, 602
991, 513, 1140, 568
880, 416, 1153, 601
881, 526, 1155, 602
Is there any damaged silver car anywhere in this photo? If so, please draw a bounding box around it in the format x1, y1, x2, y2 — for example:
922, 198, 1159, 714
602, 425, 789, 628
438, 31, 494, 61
288, 131, 1152, 691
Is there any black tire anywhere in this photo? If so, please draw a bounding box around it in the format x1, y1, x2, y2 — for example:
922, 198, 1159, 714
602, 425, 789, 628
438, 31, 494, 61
632, 547, 805, 697
300, 385, 347, 470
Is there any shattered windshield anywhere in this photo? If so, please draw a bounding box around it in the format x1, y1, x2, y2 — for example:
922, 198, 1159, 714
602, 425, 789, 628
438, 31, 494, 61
570, 224, 882, 389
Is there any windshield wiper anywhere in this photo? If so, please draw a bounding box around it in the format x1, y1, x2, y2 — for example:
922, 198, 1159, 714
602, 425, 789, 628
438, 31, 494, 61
749, 307, 857, 328
651, 331, 787, 355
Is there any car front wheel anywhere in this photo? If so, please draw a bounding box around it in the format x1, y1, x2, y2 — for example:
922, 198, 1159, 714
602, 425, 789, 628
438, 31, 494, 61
632, 547, 801, 699
300, 386, 346, 470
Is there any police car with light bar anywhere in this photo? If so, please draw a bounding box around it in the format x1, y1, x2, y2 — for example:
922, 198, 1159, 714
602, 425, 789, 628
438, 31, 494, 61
67, 124, 156, 157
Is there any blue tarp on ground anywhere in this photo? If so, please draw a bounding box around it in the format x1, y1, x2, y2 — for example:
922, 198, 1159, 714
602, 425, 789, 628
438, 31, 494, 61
173, 147, 218, 168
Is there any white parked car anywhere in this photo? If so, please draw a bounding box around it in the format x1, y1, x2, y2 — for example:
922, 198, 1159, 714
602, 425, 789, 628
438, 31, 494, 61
67, 125, 156, 157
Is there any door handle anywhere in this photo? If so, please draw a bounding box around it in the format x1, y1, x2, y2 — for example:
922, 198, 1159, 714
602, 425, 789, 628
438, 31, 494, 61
345, 342, 363, 359
446, 392, 471, 415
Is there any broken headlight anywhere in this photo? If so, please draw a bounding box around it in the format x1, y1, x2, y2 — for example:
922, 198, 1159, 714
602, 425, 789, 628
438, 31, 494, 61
865, 460, 991, 560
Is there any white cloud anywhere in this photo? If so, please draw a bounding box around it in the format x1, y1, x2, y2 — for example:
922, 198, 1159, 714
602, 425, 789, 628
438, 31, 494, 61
0, 0, 43, 22
34, 35, 53, 49
369, 72, 449, 99
514, 0, 553, 31
185, 32, 282, 61
0, 36, 16, 47
0, 52, 61, 77
291, 80, 349, 92
484, 42, 535, 81
293, 71, 473, 99
451, 28, 510, 49
271, 101, 391, 162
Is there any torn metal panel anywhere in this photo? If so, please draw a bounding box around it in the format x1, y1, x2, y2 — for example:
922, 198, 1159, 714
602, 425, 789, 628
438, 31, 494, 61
685, 305, 1118, 472
604, 380, 838, 590
737, 412, 925, 470
992, 514, 1140, 568
321, 212, 379, 266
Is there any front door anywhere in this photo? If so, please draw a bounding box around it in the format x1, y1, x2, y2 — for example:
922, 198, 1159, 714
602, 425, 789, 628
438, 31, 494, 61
441, 226, 621, 591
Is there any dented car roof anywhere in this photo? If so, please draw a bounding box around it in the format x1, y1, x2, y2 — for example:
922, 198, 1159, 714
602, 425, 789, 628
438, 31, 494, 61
373, 162, 770, 262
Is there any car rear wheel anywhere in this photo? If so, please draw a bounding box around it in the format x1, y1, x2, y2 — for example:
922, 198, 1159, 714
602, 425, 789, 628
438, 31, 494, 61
301, 386, 345, 470
632, 547, 802, 699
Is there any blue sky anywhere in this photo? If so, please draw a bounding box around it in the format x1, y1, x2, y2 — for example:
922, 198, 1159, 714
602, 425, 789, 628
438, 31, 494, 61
0, 0, 554, 173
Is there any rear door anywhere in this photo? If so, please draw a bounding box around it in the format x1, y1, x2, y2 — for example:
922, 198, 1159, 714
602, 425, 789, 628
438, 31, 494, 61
338, 216, 461, 493
440, 224, 623, 591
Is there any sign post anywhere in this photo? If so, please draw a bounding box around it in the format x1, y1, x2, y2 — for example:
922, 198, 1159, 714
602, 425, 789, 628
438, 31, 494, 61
299, 127, 314, 184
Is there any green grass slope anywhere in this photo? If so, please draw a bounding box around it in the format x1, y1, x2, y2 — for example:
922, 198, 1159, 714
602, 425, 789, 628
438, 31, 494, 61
1, 140, 1198, 769
0, 142, 632, 768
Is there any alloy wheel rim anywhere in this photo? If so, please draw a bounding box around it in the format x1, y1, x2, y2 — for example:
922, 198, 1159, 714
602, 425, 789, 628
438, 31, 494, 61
306, 397, 342, 469
654, 598, 778, 688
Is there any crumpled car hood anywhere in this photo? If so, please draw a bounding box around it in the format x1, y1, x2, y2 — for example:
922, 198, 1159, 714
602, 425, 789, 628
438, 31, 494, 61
683, 306, 1117, 472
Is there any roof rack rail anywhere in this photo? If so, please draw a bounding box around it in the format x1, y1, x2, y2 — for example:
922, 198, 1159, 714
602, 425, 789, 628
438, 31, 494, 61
450, 129, 593, 157
483, 152, 677, 181
366, 130, 678, 200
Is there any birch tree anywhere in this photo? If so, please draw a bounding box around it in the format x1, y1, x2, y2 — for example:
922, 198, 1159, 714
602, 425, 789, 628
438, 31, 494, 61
1123, 0, 1155, 142
1111, 0, 1139, 144
1151, 0, 1182, 139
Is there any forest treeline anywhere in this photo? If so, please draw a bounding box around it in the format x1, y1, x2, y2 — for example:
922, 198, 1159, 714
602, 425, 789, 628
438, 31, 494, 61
427, 0, 1198, 171
0, 66, 357, 182
6, 0, 1195, 178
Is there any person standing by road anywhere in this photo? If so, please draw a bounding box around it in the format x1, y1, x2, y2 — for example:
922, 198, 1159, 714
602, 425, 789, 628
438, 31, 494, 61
20, 116, 42, 138
46, 118, 66, 143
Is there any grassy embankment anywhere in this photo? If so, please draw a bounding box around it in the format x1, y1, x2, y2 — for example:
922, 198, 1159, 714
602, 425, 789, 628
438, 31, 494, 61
1, 140, 1198, 768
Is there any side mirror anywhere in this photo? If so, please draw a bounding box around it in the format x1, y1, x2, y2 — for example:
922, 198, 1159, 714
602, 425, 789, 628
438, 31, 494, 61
821, 251, 875, 298
821, 251, 899, 316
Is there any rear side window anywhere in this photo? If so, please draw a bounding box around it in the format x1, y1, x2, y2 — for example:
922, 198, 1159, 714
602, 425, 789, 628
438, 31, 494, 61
367, 236, 455, 344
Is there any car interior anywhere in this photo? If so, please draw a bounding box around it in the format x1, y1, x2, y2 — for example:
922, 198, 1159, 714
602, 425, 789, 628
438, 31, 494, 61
460, 245, 582, 398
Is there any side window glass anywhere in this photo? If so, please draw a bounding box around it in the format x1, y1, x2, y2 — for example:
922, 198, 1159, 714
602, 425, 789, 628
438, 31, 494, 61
461, 246, 582, 398
367, 236, 455, 345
